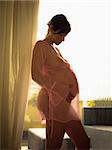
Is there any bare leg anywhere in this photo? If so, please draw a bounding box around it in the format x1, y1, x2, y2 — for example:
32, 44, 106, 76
46, 120, 66, 150
66, 120, 90, 150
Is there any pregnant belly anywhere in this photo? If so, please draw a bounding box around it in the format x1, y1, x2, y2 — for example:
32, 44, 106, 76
52, 68, 77, 85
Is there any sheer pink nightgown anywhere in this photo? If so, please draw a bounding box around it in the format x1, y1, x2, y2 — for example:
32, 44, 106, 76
31, 40, 80, 124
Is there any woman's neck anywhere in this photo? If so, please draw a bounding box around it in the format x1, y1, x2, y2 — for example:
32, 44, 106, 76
44, 36, 54, 45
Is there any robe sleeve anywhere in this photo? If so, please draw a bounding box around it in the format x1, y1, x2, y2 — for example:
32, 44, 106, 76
31, 41, 53, 89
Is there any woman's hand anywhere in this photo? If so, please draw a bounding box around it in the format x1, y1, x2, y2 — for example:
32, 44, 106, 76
66, 92, 75, 103
66, 83, 79, 103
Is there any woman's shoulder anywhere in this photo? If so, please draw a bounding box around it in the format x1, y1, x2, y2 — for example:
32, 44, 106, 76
33, 40, 50, 57
35, 40, 46, 46
36, 40, 46, 45
33, 40, 48, 51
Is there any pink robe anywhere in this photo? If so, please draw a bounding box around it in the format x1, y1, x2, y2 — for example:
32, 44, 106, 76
31, 40, 80, 124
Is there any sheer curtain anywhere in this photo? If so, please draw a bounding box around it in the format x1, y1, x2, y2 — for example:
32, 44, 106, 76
0, 1, 39, 149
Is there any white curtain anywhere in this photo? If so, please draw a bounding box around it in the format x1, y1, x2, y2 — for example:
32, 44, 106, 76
0, 1, 39, 149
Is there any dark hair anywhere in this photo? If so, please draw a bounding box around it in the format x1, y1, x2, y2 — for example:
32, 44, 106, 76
49, 14, 71, 34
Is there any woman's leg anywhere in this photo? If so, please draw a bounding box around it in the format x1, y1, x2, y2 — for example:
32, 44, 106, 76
65, 120, 90, 150
46, 120, 65, 150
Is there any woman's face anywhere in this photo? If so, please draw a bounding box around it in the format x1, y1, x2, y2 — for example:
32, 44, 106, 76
53, 33, 67, 45
47, 25, 68, 45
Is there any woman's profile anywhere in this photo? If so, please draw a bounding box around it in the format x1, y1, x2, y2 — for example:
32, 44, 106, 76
31, 14, 90, 150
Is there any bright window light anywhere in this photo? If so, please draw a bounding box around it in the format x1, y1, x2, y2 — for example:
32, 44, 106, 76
37, 0, 111, 100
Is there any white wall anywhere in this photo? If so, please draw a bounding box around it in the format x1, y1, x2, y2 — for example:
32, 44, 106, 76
37, 0, 111, 100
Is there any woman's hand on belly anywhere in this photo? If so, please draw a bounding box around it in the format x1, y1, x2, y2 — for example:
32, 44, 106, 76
66, 92, 75, 103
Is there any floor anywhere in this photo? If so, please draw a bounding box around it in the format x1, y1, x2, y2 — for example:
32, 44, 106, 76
21, 126, 112, 150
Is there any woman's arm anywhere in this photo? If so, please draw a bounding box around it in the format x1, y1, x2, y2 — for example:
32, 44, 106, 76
31, 41, 52, 89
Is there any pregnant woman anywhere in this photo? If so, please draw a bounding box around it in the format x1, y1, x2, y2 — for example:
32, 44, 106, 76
31, 14, 90, 150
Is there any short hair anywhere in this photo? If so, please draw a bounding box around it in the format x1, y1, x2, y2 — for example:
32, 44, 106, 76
48, 14, 71, 34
